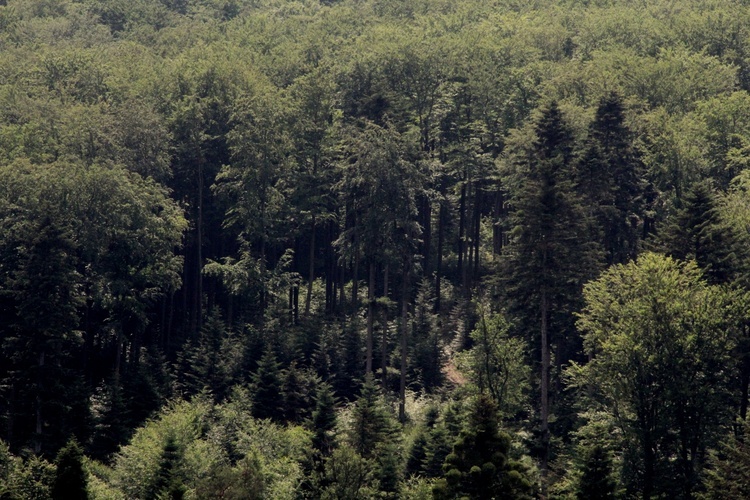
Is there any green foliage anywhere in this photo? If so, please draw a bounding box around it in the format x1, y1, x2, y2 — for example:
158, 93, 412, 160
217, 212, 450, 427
347, 375, 399, 460
433, 394, 534, 500
52, 438, 88, 500
250, 349, 285, 422
458, 304, 530, 417
701, 420, 750, 500
576, 445, 616, 500
571, 253, 743, 498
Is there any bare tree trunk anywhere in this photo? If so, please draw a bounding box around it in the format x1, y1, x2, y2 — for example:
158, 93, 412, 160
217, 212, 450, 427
305, 217, 316, 316
34, 351, 44, 454
399, 263, 409, 423
457, 183, 466, 294
366, 261, 375, 374
380, 265, 389, 387
435, 203, 444, 313
540, 287, 550, 495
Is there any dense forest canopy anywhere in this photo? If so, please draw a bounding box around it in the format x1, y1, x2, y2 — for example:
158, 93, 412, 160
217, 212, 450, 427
2, 0, 750, 498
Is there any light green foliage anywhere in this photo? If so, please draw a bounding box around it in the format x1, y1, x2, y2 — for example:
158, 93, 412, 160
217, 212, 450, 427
457, 304, 530, 418
571, 252, 743, 498
106, 392, 310, 499
0, 440, 56, 500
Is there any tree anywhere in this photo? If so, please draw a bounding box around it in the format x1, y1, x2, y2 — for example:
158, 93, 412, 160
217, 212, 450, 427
571, 253, 742, 499
334, 120, 421, 375
578, 91, 644, 265
52, 438, 88, 500
501, 101, 601, 481
250, 349, 284, 422
701, 419, 750, 500
433, 394, 533, 500
347, 375, 398, 461
657, 181, 740, 285
150, 434, 185, 500
576, 444, 616, 500
311, 382, 337, 457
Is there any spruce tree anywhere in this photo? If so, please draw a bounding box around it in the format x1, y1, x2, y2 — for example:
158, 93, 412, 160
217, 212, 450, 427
150, 434, 185, 500
311, 382, 338, 457
52, 438, 88, 500
433, 394, 533, 500
578, 92, 644, 265
250, 349, 284, 421
347, 375, 398, 460
577, 445, 617, 500
501, 101, 601, 482
657, 180, 740, 284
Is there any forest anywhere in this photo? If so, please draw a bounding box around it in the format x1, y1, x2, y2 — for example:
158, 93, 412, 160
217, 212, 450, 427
2, 0, 750, 498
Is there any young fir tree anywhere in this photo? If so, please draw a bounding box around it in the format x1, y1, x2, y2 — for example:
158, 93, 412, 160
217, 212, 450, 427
502, 101, 601, 482
577, 444, 617, 500
702, 420, 750, 499
150, 434, 185, 500
433, 394, 533, 500
250, 349, 285, 421
52, 438, 88, 500
347, 374, 398, 460
311, 382, 338, 457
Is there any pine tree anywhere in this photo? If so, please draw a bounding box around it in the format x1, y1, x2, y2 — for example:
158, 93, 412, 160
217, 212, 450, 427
250, 349, 284, 421
52, 438, 88, 500
657, 180, 740, 284
433, 394, 533, 499
150, 434, 185, 500
311, 382, 338, 457
348, 375, 398, 460
501, 101, 601, 482
577, 445, 617, 500
578, 92, 644, 265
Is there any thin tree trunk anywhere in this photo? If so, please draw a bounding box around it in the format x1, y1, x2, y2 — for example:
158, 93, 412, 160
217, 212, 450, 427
473, 186, 481, 281
457, 183, 466, 294
194, 160, 204, 335
34, 351, 44, 454
305, 217, 316, 316
422, 198, 431, 275
399, 262, 409, 423
381, 265, 389, 387
540, 287, 550, 494
366, 261, 375, 374
435, 203, 444, 313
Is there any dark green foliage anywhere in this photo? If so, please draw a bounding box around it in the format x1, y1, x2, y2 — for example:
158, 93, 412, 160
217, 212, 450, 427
657, 181, 741, 284
701, 421, 750, 500
408, 280, 444, 392
311, 382, 338, 457
52, 438, 88, 500
578, 92, 644, 265
282, 361, 311, 424
174, 308, 244, 400
150, 434, 185, 500
347, 375, 399, 460
250, 349, 285, 422
433, 395, 533, 499
577, 445, 616, 500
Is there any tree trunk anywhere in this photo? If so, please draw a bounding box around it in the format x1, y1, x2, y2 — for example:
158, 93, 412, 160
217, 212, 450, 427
435, 202, 444, 313
540, 287, 550, 494
457, 182, 466, 295
381, 265, 389, 387
34, 350, 44, 454
305, 217, 316, 316
366, 261, 375, 374
399, 263, 409, 423
422, 198, 431, 275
